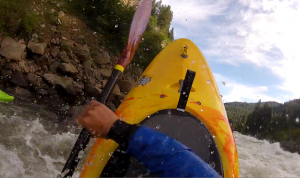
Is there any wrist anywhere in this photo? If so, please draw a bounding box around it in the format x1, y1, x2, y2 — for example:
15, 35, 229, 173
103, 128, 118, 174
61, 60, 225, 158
106, 120, 141, 149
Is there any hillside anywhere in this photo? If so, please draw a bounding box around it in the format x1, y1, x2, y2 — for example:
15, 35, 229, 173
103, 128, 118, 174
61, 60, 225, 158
225, 99, 300, 154
0, 0, 174, 120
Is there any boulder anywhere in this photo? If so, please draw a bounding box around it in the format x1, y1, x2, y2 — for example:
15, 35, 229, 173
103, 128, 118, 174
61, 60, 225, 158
0, 37, 27, 61
1, 69, 12, 76
118, 80, 134, 93
50, 46, 60, 57
94, 51, 111, 65
36, 55, 52, 66
27, 73, 44, 87
85, 84, 102, 98
68, 105, 85, 120
11, 71, 28, 87
83, 60, 92, 70
87, 77, 96, 86
14, 86, 32, 97
51, 38, 60, 45
58, 51, 70, 63
49, 61, 60, 73
59, 63, 78, 74
101, 80, 108, 88
28, 41, 47, 55
43, 74, 84, 95
74, 44, 90, 62
58, 11, 65, 19
18, 60, 31, 73
107, 102, 116, 112
99, 69, 112, 79
111, 84, 121, 96
118, 93, 127, 102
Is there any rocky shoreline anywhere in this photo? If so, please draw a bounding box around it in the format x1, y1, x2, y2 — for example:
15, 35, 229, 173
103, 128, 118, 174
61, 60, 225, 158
0, 35, 137, 126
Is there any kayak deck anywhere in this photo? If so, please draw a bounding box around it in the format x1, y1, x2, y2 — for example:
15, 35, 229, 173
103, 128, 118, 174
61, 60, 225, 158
80, 38, 239, 178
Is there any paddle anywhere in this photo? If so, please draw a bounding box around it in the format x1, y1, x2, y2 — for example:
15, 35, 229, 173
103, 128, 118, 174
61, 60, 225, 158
60, 0, 152, 177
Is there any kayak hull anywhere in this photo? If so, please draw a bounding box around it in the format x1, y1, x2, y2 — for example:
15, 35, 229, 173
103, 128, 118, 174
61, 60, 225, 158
80, 39, 239, 177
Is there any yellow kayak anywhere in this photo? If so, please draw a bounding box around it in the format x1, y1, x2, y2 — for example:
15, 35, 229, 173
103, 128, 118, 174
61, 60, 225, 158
80, 38, 239, 177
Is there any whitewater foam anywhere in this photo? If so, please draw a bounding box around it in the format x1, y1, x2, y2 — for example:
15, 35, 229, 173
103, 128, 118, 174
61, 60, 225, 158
0, 102, 299, 177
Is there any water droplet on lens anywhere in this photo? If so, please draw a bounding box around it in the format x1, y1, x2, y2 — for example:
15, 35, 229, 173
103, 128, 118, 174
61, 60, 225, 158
156, 125, 161, 129
115, 24, 118, 28
296, 117, 299, 123
201, 109, 203, 112
78, 150, 84, 158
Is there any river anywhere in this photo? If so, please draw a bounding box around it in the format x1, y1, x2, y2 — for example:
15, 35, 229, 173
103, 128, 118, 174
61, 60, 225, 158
0, 101, 299, 177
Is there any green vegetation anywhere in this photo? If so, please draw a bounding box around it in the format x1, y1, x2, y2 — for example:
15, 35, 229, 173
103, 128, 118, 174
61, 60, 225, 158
226, 99, 300, 145
65, 0, 174, 69
0, 0, 40, 37
61, 43, 69, 51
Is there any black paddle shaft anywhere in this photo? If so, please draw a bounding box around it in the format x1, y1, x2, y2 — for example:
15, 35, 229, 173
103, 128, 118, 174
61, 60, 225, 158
61, 69, 122, 178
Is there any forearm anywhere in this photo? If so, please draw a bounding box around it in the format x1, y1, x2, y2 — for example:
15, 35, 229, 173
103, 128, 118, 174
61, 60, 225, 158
107, 120, 221, 177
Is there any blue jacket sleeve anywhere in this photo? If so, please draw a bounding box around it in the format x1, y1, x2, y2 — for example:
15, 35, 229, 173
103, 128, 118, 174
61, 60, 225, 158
126, 126, 222, 177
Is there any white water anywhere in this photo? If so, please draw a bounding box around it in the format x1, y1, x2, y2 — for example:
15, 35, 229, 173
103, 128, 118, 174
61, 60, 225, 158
0, 102, 299, 177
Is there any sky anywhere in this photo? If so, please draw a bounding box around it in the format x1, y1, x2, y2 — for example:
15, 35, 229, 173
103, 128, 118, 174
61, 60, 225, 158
161, 0, 300, 103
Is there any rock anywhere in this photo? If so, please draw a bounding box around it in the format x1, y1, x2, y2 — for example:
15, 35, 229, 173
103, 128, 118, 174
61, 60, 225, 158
95, 51, 111, 65
110, 55, 119, 64
58, 51, 70, 63
18, 60, 31, 73
118, 93, 127, 102
93, 69, 102, 81
50, 46, 60, 57
124, 72, 136, 83
99, 69, 112, 79
14, 86, 32, 97
40, 24, 46, 28
107, 102, 117, 112
42, 65, 49, 73
101, 80, 108, 88
61, 36, 67, 40
51, 38, 60, 45
11, 71, 28, 87
0, 37, 27, 61
1, 69, 12, 76
95, 83, 102, 89
74, 44, 90, 62
112, 84, 121, 96
36, 55, 52, 66
83, 60, 92, 70
32, 33, 38, 41
50, 9, 55, 13
28, 41, 47, 55
87, 77, 96, 86
36, 88, 50, 96
58, 11, 65, 19
68, 105, 85, 119
27, 73, 44, 87
59, 63, 78, 74
118, 80, 134, 93
43, 74, 84, 95
85, 84, 102, 98
49, 61, 60, 73
280, 140, 300, 153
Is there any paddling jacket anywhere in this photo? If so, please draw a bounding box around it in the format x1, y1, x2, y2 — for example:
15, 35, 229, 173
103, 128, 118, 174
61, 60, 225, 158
107, 120, 222, 177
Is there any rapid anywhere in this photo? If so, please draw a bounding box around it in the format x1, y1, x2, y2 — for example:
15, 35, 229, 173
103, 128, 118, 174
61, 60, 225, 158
0, 101, 299, 177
